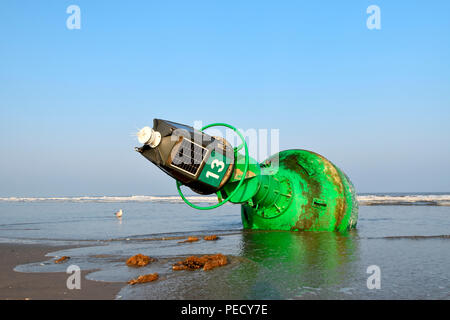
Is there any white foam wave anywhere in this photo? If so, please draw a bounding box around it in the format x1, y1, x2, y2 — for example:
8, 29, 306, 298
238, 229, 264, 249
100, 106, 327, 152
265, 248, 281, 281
1, 194, 449, 206
0, 195, 217, 204
358, 194, 450, 206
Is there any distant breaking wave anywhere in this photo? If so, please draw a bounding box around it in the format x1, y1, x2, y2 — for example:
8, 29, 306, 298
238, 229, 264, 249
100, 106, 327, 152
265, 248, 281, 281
0, 195, 216, 204
358, 194, 450, 206
1, 194, 450, 206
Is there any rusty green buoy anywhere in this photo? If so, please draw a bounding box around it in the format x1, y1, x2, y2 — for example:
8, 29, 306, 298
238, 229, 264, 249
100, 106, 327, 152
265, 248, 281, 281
136, 120, 358, 232
224, 150, 358, 232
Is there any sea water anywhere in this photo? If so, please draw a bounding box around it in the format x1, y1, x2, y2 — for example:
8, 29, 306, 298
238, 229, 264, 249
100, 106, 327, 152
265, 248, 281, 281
0, 193, 449, 299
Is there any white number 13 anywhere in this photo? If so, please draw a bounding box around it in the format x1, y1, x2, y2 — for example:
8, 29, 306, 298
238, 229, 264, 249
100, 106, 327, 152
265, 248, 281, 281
205, 159, 225, 180
211, 159, 225, 173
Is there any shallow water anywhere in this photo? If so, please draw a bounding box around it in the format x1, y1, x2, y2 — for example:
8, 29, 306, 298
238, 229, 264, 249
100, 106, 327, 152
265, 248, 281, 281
0, 198, 449, 299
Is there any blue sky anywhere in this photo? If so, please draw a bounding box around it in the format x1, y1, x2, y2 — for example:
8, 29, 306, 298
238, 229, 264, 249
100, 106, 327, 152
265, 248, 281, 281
1, 0, 449, 196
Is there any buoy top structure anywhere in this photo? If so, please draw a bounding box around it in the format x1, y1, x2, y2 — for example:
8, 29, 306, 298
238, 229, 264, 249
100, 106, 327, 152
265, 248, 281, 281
137, 126, 161, 148
136, 119, 358, 232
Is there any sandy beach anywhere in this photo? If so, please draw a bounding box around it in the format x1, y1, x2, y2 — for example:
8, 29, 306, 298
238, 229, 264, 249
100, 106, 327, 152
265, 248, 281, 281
0, 243, 123, 300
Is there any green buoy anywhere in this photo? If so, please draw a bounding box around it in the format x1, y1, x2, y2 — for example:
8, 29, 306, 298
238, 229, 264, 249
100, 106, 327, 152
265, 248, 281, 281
136, 119, 358, 232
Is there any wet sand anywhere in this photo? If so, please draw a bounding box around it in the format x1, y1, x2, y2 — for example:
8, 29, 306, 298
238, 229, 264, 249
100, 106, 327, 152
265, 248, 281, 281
0, 202, 449, 299
0, 243, 124, 300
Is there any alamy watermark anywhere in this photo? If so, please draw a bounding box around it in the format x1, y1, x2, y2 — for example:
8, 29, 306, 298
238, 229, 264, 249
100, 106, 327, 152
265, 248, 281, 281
65, 5, 382, 31
66, 5, 81, 30
367, 5, 381, 30
66, 265, 81, 290
169, 120, 280, 175
366, 265, 381, 290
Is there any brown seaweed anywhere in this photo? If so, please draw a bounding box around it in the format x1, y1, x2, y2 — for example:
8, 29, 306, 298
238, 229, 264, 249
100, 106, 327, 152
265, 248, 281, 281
178, 236, 200, 243
204, 235, 219, 241
128, 273, 159, 285
172, 254, 228, 271
54, 256, 70, 264
126, 254, 156, 267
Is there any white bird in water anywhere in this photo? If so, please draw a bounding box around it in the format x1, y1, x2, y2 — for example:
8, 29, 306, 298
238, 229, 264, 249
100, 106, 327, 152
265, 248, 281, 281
115, 209, 123, 218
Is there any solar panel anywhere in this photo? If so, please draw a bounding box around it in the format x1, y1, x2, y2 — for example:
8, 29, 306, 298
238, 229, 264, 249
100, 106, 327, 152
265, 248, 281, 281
171, 138, 207, 176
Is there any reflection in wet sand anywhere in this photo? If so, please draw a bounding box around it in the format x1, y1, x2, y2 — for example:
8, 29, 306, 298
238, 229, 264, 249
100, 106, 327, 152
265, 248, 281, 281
229, 230, 359, 299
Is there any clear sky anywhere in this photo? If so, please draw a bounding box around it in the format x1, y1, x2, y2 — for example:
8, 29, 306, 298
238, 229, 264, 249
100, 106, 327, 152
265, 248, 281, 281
1, 0, 449, 197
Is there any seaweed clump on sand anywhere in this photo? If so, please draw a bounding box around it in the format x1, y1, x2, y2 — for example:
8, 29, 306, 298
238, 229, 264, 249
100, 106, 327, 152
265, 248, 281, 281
54, 256, 70, 264
204, 235, 219, 241
178, 236, 200, 243
126, 254, 156, 267
172, 254, 228, 271
128, 273, 159, 285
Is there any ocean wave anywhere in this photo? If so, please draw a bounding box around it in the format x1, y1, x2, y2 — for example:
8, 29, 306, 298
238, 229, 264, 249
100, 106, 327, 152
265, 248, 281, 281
358, 194, 450, 206
1, 194, 450, 206
0, 195, 218, 204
